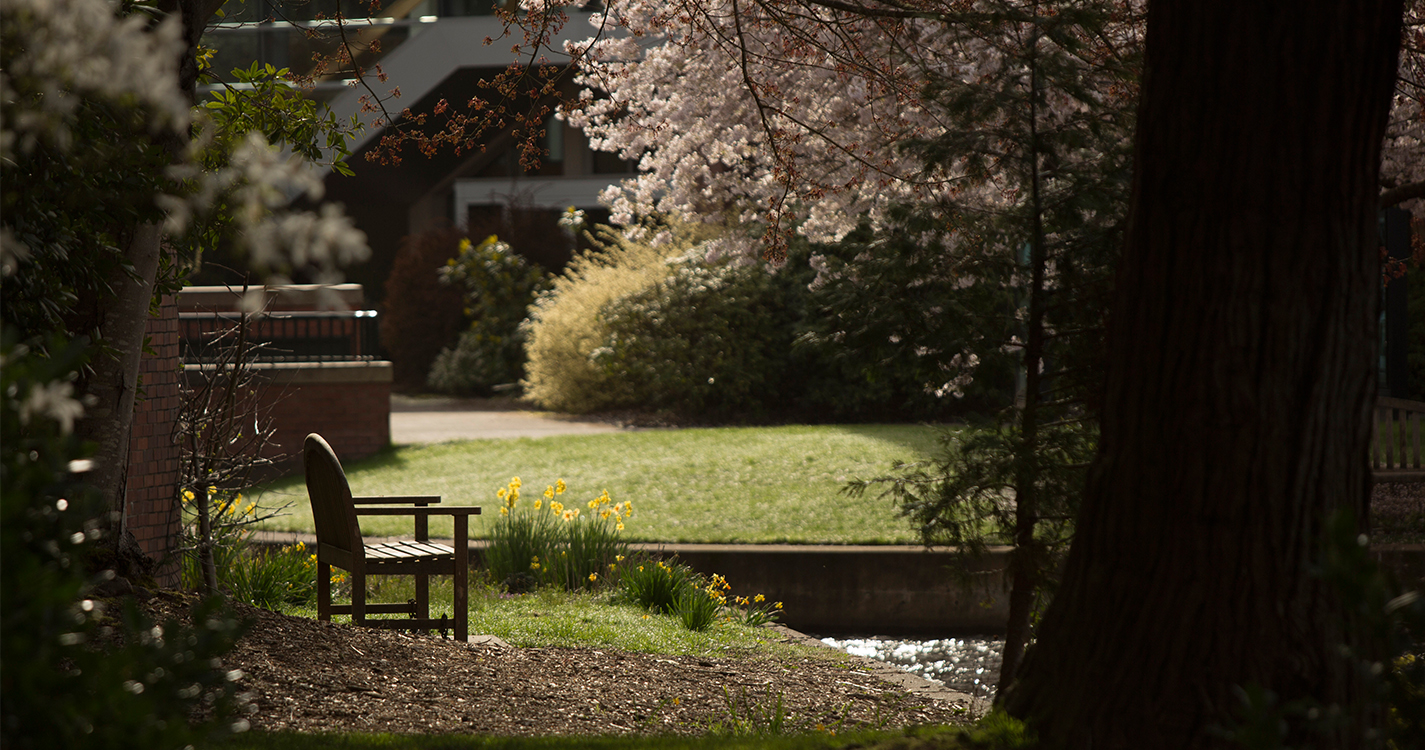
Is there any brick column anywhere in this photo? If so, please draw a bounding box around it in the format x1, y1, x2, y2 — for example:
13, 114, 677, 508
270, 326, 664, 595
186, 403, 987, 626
125, 295, 183, 586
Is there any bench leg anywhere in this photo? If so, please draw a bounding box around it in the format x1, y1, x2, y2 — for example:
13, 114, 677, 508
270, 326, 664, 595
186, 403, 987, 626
454, 516, 468, 642
352, 569, 366, 626
318, 561, 332, 621
416, 573, 430, 627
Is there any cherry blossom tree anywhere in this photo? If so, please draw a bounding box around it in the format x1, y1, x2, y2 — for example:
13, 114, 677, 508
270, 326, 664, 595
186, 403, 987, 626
557, 0, 1141, 690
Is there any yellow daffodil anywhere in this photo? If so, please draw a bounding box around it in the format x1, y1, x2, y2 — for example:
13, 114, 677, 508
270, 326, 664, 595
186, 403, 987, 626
500, 507, 509, 516
588, 499, 598, 510
534, 499, 542, 510
550, 501, 564, 514
555, 479, 566, 494
615, 555, 625, 562
544, 485, 554, 499
182, 489, 194, 503
754, 594, 765, 603
616, 522, 625, 531
497, 487, 508, 500
510, 476, 522, 489
587, 572, 597, 583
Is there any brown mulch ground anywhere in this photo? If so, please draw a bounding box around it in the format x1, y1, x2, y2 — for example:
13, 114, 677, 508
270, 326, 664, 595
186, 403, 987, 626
139, 593, 977, 737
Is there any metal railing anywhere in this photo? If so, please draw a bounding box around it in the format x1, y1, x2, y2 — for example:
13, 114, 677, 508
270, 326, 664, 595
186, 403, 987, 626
180, 310, 382, 364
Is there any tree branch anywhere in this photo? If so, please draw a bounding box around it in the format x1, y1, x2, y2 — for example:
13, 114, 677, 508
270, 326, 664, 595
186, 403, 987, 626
1381, 180, 1425, 207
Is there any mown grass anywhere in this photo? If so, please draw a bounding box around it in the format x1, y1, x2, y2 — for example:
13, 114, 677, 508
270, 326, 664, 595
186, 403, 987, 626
280, 573, 812, 659
253, 424, 950, 544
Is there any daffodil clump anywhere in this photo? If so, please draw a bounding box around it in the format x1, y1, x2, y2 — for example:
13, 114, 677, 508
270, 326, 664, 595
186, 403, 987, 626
178, 486, 259, 591
179, 486, 326, 610
612, 556, 784, 632
486, 477, 633, 593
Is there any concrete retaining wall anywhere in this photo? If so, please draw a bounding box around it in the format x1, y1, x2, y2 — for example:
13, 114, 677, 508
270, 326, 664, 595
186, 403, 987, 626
255, 533, 1425, 637
645, 544, 1012, 636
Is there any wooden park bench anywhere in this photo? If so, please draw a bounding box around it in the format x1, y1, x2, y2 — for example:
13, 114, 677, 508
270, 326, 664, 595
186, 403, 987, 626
304, 433, 480, 640
1373, 397, 1425, 483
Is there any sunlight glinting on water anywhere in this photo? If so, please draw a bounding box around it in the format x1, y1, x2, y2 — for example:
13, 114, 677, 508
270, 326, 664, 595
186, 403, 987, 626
821, 636, 1006, 700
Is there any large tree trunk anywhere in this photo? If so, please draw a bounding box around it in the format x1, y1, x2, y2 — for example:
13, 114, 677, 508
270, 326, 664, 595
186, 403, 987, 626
1000, 2, 1402, 747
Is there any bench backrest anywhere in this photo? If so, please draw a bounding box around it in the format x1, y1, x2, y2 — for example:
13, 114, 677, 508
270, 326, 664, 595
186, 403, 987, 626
1373, 397, 1425, 472
304, 433, 364, 563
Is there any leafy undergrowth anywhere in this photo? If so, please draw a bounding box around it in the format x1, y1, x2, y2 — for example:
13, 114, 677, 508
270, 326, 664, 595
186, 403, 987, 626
211, 715, 1035, 749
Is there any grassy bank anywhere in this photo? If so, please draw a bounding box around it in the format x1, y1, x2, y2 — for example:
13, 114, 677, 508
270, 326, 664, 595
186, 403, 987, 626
280, 574, 806, 658
253, 424, 950, 544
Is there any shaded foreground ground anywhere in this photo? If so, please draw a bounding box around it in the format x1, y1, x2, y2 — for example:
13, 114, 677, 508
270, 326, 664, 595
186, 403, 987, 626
143, 593, 977, 737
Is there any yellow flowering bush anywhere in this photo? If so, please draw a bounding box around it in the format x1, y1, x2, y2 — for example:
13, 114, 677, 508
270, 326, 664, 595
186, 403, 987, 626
485, 476, 632, 593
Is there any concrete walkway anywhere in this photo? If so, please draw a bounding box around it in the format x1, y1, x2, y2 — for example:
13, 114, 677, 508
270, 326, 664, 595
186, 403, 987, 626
390, 394, 629, 444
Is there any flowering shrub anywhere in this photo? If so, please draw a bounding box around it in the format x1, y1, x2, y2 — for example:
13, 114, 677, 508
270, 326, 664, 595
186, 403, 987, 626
522, 219, 706, 413
485, 477, 632, 593
593, 255, 796, 420
429, 235, 551, 395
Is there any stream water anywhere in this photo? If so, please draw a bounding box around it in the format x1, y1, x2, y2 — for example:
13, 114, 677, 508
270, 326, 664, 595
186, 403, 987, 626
819, 636, 1006, 701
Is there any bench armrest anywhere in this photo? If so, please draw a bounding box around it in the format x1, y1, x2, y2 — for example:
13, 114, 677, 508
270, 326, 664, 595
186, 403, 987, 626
351, 495, 442, 505
355, 506, 481, 517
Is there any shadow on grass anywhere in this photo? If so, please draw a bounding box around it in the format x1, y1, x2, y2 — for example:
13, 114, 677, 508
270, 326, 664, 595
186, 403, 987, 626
833, 423, 958, 465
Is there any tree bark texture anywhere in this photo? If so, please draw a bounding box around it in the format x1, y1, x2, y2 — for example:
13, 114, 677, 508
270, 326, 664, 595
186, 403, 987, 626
1000, 2, 1402, 747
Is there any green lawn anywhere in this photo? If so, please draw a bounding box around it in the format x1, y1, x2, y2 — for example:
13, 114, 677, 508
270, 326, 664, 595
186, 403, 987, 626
253, 424, 951, 544
281, 574, 815, 659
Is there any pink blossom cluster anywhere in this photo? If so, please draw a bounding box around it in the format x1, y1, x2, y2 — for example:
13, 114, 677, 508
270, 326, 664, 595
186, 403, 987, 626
561, 0, 1142, 254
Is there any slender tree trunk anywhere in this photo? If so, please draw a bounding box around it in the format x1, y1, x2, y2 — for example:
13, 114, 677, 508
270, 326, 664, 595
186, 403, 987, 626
1000, 2, 1403, 747
999, 22, 1050, 693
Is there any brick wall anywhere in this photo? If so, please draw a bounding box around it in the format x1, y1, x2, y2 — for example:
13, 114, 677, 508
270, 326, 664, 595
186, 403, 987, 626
125, 295, 183, 585
183, 362, 392, 473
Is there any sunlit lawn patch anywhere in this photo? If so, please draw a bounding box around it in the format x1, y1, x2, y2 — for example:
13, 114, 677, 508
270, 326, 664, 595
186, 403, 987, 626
252, 424, 950, 544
